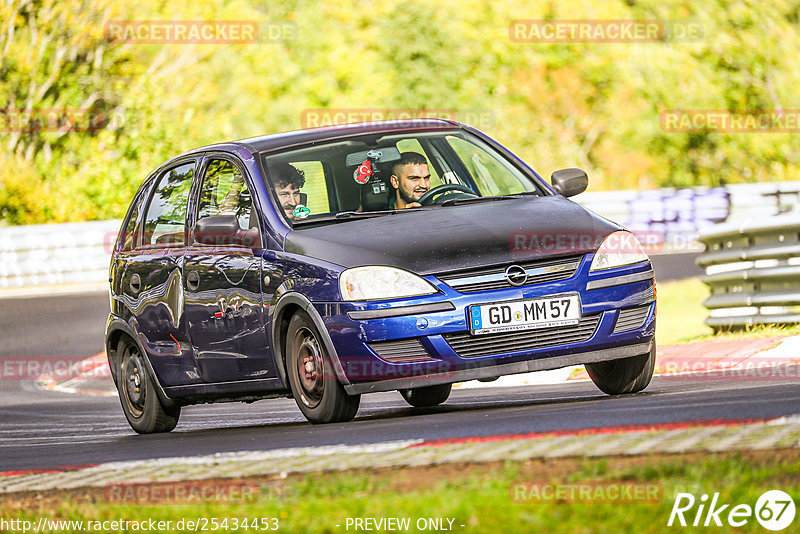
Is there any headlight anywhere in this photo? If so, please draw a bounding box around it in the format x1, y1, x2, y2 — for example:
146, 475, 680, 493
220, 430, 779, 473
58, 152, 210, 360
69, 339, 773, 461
339, 266, 437, 301
589, 231, 650, 271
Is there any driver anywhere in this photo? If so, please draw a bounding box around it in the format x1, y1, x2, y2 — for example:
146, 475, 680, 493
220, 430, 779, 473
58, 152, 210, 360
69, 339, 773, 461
388, 152, 431, 209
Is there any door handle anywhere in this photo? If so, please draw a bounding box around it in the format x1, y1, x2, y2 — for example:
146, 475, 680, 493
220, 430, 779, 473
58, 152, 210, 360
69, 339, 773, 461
186, 270, 200, 291
129, 274, 141, 294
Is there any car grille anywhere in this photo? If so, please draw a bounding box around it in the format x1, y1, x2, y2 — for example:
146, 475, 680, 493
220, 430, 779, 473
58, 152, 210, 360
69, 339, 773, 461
436, 255, 583, 293
612, 304, 652, 333
368, 338, 434, 363
443, 313, 601, 358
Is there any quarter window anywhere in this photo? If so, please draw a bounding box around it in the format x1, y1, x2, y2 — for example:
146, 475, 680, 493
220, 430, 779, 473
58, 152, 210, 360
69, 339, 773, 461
120, 189, 145, 251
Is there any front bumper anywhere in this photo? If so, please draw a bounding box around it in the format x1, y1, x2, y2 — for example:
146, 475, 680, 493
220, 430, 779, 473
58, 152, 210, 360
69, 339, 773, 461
343, 340, 653, 394
316, 255, 656, 394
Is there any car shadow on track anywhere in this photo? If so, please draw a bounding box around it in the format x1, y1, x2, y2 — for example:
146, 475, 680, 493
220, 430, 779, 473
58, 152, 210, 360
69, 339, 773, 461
121, 387, 659, 438
352, 390, 656, 422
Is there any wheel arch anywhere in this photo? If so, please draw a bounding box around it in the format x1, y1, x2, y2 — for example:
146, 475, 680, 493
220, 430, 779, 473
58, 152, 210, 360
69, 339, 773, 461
105, 317, 178, 408
270, 292, 350, 387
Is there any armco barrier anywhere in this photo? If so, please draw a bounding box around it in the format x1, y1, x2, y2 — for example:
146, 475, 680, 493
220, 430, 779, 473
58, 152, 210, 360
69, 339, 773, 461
0, 220, 120, 289
697, 214, 800, 329
577, 180, 800, 252
0, 180, 798, 291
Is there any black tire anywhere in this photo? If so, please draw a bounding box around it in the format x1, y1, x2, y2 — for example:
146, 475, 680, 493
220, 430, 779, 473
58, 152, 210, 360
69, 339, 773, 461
116, 337, 180, 434
399, 383, 452, 407
585, 345, 656, 395
286, 310, 360, 424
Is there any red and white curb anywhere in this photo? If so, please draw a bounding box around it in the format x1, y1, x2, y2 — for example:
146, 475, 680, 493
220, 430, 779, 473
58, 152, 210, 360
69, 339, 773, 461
570, 336, 799, 381
34, 352, 116, 397
458, 335, 800, 388
2, 417, 799, 494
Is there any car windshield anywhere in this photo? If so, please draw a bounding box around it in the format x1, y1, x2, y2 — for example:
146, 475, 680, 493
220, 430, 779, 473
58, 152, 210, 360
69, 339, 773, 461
261, 130, 547, 225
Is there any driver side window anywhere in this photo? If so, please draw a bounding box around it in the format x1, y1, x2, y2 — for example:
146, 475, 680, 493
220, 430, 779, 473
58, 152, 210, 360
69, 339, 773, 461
447, 136, 531, 196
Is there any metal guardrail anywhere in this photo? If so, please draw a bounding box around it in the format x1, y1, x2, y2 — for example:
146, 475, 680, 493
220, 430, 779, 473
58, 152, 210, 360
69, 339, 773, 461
0, 220, 120, 289
697, 214, 800, 329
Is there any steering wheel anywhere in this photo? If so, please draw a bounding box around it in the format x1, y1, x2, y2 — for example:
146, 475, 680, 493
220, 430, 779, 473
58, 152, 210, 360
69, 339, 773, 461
418, 184, 478, 206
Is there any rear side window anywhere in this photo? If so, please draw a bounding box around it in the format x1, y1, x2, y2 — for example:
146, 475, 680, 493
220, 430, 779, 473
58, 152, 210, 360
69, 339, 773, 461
197, 158, 257, 231
140, 162, 195, 248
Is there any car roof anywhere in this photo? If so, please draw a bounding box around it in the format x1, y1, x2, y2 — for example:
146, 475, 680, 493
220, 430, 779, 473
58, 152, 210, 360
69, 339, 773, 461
179, 118, 465, 158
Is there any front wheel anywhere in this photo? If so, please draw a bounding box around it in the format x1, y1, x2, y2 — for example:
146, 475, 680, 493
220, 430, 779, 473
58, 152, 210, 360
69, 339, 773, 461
116, 337, 180, 434
286, 310, 360, 424
399, 383, 452, 407
585, 345, 656, 395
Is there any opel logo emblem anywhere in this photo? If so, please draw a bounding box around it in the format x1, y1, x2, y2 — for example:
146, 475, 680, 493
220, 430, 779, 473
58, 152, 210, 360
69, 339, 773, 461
504, 265, 528, 286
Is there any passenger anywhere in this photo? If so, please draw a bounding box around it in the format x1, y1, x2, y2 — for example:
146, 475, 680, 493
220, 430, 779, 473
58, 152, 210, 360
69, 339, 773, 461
270, 162, 306, 220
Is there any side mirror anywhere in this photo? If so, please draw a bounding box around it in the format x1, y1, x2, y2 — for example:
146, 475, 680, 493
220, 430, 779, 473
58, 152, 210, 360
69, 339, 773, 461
551, 168, 588, 198
193, 215, 260, 248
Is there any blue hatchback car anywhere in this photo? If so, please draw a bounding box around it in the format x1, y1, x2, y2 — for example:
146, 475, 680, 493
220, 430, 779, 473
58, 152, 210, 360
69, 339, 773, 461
106, 119, 656, 433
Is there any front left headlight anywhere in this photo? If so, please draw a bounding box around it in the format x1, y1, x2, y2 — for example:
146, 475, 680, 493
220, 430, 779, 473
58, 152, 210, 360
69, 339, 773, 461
589, 231, 650, 271
339, 266, 438, 301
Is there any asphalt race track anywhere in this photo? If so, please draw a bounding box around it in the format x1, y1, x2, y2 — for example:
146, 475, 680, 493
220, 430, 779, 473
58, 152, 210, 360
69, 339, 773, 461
3, 254, 797, 472
4, 371, 800, 472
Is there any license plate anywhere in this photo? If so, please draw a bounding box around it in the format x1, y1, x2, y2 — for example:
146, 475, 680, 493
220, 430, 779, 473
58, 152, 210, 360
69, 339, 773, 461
469, 293, 581, 335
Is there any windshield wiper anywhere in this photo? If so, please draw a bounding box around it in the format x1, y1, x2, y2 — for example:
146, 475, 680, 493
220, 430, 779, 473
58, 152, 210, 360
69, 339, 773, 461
440, 195, 517, 207
334, 210, 397, 219
293, 208, 427, 225
290, 211, 395, 225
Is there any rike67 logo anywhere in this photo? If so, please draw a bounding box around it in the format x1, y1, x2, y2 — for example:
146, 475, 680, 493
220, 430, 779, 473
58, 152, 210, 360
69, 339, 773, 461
668, 490, 796, 531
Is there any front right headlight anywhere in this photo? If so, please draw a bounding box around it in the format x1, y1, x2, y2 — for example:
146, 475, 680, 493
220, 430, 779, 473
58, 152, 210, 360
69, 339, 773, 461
339, 266, 438, 301
589, 231, 650, 271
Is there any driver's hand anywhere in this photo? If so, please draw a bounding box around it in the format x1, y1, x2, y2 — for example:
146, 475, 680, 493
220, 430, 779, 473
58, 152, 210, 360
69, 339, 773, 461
404, 202, 422, 209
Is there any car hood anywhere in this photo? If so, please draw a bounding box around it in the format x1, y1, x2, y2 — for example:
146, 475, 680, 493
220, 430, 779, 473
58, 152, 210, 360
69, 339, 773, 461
284, 196, 621, 275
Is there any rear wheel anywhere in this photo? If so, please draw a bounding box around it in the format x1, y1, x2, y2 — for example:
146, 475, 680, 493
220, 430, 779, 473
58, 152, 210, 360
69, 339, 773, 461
585, 345, 656, 395
286, 311, 360, 423
116, 338, 180, 434
399, 383, 452, 407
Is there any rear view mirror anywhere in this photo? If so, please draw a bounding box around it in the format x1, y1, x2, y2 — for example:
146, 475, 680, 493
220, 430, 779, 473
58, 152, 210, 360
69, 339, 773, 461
551, 168, 588, 197
345, 147, 401, 167
193, 215, 260, 248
